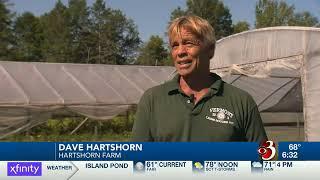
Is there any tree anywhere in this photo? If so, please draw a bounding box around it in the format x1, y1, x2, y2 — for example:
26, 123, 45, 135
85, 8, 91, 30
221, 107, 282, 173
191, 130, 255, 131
170, 0, 233, 39
170, 6, 186, 21
40, 0, 72, 63
0, 0, 13, 59
255, 0, 318, 28
232, 21, 250, 34
256, 0, 294, 28
89, 0, 140, 64
67, 0, 90, 63
87, 0, 106, 64
289, 12, 319, 27
108, 9, 140, 64
12, 12, 43, 61
136, 35, 168, 66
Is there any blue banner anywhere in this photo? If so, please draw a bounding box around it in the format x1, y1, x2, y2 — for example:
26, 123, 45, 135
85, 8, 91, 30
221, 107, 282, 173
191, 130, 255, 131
0, 142, 55, 161
0, 142, 260, 161
278, 142, 320, 160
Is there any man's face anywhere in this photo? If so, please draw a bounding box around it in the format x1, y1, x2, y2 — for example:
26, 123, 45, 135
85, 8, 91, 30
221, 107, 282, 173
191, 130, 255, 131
170, 27, 211, 78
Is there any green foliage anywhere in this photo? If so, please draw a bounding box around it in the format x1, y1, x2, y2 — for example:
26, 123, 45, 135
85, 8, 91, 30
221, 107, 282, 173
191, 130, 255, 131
67, 0, 90, 63
289, 12, 319, 27
136, 35, 169, 66
11, 12, 44, 61
0, 0, 14, 59
3, 0, 140, 64
170, 6, 186, 21
255, 0, 294, 28
170, 0, 233, 39
232, 21, 250, 34
4, 132, 131, 142
255, 0, 319, 28
162, 55, 174, 66
106, 10, 140, 64
3, 111, 135, 142
88, 0, 140, 64
105, 113, 135, 134
40, 0, 72, 63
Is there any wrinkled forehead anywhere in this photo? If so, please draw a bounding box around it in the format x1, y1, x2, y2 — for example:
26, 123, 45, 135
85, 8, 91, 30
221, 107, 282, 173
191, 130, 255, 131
169, 24, 202, 44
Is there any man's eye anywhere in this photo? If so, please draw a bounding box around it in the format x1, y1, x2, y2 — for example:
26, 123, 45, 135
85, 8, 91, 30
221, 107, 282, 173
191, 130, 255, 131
171, 44, 178, 49
185, 41, 196, 47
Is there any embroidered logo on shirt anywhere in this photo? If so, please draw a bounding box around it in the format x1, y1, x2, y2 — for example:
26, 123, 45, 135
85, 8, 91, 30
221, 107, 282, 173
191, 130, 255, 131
206, 107, 234, 125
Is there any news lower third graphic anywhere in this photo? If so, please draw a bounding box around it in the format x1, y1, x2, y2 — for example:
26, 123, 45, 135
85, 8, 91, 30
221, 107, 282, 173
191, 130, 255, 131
0, 142, 320, 179
7, 162, 42, 176
258, 140, 277, 160
57, 143, 142, 159
193, 161, 204, 172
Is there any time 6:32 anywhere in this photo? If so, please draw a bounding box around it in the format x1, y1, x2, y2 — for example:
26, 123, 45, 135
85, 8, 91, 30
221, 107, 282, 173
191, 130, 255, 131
281, 151, 298, 159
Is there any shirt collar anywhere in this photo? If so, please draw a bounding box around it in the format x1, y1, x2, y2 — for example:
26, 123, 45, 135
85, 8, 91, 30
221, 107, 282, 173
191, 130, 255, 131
166, 73, 223, 95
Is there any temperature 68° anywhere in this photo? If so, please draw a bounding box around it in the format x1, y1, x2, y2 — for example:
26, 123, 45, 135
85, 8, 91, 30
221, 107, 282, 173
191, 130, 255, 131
288, 144, 301, 151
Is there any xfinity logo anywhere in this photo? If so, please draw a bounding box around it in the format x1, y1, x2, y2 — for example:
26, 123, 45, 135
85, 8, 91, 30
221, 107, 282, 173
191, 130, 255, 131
7, 162, 42, 176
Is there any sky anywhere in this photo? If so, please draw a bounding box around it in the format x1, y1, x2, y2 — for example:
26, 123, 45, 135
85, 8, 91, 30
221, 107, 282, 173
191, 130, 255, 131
8, 0, 320, 42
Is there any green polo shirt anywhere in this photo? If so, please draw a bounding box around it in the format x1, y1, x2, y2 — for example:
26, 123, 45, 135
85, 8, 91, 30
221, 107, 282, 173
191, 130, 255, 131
132, 73, 267, 142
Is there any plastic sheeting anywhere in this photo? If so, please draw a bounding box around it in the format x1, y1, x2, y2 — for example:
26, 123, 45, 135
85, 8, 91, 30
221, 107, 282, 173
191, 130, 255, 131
210, 26, 320, 141
0, 61, 175, 138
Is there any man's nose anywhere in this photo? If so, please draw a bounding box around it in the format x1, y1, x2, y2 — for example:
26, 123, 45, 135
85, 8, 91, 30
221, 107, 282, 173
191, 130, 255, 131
177, 45, 188, 58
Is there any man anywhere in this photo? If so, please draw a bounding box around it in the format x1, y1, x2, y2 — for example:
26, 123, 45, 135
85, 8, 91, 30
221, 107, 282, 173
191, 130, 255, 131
132, 15, 267, 142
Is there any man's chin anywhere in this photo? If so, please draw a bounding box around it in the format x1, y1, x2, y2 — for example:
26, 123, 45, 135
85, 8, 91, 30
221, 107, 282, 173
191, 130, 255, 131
176, 64, 195, 77
177, 70, 193, 78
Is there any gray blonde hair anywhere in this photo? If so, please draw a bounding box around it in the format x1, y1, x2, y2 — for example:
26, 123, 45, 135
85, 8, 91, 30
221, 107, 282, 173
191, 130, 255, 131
168, 15, 216, 49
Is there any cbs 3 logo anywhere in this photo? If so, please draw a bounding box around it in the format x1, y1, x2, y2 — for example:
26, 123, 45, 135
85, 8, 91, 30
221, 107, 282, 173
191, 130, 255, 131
258, 141, 276, 160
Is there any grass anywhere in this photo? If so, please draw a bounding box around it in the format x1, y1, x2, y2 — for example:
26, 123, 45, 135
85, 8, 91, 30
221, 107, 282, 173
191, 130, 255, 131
2, 132, 132, 142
